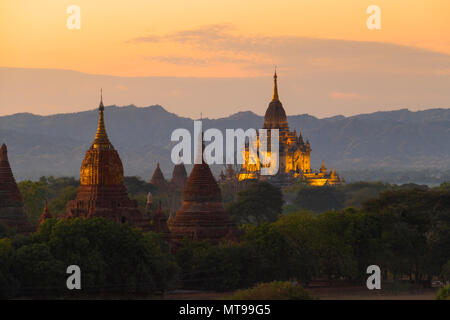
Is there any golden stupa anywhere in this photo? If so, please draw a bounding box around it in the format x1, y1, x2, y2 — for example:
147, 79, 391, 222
239, 71, 343, 186
65, 92, 151, 229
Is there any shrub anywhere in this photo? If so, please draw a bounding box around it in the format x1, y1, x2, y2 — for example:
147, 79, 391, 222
0, 217, 178, 298
228, 281, 313, 300
436, 285, 450, 300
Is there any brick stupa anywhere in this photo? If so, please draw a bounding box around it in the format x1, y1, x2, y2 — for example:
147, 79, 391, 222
0, 144, 33, 233
168, 140, 237, 246
65, 93, 151, 230
170, 162, 187, 192
150, 163, 168, 192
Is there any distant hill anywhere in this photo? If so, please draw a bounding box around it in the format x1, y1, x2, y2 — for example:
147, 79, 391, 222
0, 105, 449, 183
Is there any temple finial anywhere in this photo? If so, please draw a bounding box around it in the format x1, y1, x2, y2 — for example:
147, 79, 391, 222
272, 67, 279, 101
93, 90, 110, 148
99, 88, 104, 111
320, 161, 327, 173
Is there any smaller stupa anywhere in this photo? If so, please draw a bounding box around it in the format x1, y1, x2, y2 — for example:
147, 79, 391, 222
39, 199, 52, 225
168, 135, 238, 247
150, 163, 168, 192
170, 162, 187, 193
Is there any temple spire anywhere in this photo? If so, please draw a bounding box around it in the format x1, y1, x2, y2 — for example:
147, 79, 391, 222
39, 199, 52, 225
93, 89, 110, 148
0, 143, 7, 161
272, 67, 279, 101
320, 161, 327, 173
99, 88, 104, 110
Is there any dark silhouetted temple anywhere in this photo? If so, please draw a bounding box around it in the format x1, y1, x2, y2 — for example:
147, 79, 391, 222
168, 146, 237, 246
0, 144, 32, 233
169, 162, 187, 193
150, 162, 168, 192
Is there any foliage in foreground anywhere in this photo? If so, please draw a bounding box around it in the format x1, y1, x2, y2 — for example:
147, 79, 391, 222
175, 187, 449, 291
436, 285, 450, 300
0, 218, 177, 298
228, 281, 313, 300
2, 180, 449, 298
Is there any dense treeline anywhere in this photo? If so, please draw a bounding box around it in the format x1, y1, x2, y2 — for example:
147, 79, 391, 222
0, 218, 177, 298
1, 178, 449, 298
18, 176, 79, 225
283, 181, 433, 214
176, 183, 450, 291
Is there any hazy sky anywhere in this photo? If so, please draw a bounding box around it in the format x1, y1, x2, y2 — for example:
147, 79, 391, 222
1, 0, 449, 117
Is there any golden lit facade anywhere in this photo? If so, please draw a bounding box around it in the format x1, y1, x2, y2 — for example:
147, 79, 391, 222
66, 93, 152, 230
302, 161, 342, 186
79, 98, 124, 186
239, 72, 342, 186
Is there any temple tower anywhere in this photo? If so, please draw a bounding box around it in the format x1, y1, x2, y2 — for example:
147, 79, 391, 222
239, 70, 341, 184
150, 201, 170, 238
168, 139, 237, 246
150, 163, 168, 192
170, 162, 187, 193
65, 93, 151, 231
0, 144, 32, 233
39, 199, 52, 225
263, 69, 289, 131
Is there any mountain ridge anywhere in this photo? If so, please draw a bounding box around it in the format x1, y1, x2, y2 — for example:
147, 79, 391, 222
0, 105, 449, 182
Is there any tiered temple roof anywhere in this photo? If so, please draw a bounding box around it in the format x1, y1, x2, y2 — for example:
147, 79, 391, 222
65, 93, 151, 231
168, 144, 237, 246
239, 70, 342, 186
263, 70, 289, 130
170, 162, 187, 192
151, 201, 170, 237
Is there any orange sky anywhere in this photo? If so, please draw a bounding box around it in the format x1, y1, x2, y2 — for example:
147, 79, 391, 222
1, 0, 449, 77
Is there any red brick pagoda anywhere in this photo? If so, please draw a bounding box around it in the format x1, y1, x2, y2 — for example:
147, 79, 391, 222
0, 143, 33, 233
169, 162, 187, 192
168, 143, 237, 246
65, 93, 151, 231
150, 163, 168, 192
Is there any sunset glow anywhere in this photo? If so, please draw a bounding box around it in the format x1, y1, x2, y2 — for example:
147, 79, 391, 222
1, 0, 449, 77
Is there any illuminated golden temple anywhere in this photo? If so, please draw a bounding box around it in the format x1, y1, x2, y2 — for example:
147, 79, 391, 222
239, 71, 343, 186
65, 92, 152, 229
